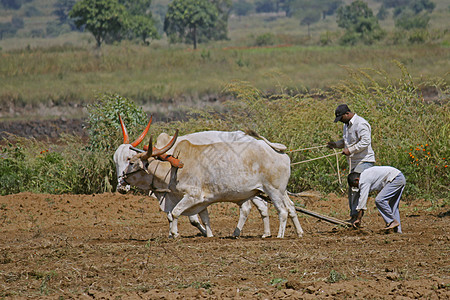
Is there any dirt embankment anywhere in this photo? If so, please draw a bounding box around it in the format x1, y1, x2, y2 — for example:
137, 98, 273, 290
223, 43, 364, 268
0, 118, 88, 141
0, 192, 448, 299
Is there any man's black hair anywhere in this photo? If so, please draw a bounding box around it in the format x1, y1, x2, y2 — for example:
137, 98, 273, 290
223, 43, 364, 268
347, 172, 361, 186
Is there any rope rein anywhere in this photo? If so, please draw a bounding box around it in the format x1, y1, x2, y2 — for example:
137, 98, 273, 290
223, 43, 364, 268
288, 145, 343, 186
290, 152, 337, 165
286, 144, 328, 153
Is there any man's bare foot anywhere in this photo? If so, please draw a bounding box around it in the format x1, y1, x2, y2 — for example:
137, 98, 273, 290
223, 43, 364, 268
383, 220, 400, 230
352, 219, 361, 229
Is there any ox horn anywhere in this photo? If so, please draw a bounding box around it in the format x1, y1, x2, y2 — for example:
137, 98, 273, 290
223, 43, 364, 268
152, 130, 179, 157
141, 136, 153, 161
118, 114, 129, 144
118, 114, 153, 146
131, 115, 153, 147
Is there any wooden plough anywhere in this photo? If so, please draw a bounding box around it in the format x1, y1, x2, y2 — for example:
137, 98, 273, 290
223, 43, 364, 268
295, 206, 352, 227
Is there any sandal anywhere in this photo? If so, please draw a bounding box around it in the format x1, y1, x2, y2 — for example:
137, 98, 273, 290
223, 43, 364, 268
383, 220, 400, 230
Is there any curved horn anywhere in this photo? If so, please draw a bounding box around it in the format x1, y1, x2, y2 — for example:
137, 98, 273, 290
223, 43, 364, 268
131, 115, 153, 147
118, 114, 129, 144
141, 135, 153, 161
152, 129, 179, 157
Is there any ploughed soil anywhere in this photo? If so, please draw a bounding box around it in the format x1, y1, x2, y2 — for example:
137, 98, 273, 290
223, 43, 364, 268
0, 192, 448, 299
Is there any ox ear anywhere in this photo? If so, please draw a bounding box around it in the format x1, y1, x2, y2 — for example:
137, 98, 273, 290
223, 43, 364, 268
118, 114, 129, 144
131, 115, 153, 147
152, 129, 178, 157
141, 135, 153, 161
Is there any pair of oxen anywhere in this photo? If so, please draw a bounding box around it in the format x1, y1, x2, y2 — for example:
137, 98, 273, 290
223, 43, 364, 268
114, 116, 303, 238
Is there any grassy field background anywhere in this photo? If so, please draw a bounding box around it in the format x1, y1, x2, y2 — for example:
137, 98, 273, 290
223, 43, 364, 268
0, 0, 449, 121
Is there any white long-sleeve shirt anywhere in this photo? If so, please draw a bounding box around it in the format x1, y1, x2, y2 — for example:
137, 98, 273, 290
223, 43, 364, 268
335, 114, 375, 168
357, 166, 402, 210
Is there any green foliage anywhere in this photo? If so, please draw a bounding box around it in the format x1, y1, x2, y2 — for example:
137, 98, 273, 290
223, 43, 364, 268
377, 5, 389, 20
0, 16, 24, 40
0, 94, 150, 195
327, 270, 346, 283
69, 0, 126, 47
86, 93, 148, 151
233, 0, 253, 17
0, 0, 30, 10
0, 137, 114, 195
53, 0, 77, 30
197, 0, 232, 43
395, 10, 431, 30
119, 0, 159, 45
255, 0, 276, 13
270, 277, 287, 288
254, 32, 276, 46
290, 0, 343, 21
336, 0, 385, 45
407, 28, 429, 43
164, 0, 219, 49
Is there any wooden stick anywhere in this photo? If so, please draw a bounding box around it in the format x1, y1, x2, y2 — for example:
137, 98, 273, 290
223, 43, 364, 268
295, 207, 352, 227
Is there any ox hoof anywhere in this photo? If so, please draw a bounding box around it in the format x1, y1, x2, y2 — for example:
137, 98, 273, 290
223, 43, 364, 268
261, 234, 272, 239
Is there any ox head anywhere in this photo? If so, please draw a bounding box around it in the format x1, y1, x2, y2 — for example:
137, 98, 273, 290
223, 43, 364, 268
113, 114, 152, 194
122, 131, 179, 191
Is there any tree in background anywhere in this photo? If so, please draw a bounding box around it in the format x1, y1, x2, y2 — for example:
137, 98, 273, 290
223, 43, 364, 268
283, 0, 342, 36
0, 16, 24, 39
300, 11, 321, 37
164, 0, 219, 49
53, 0, 77, 30
197, 0, 231, 43
233, 0, 253, 18
282, 0, 342, 18
255, 0, 275, 13
376, 5, 388, 20
69, 0, 126, 47
393, 0, 435, 30
69, 0, 158, 47
118, 0, 159, 45
0, 0, 32, 10
336, 0, 385, 45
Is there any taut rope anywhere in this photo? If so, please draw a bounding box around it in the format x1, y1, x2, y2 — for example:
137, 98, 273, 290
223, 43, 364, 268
289, 146, 342, 186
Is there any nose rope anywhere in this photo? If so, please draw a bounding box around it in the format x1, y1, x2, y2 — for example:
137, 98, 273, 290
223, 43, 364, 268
123, 159, 172, 194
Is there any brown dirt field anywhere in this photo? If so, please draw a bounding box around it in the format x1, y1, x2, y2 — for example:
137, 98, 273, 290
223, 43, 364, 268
0, 192, 448, 299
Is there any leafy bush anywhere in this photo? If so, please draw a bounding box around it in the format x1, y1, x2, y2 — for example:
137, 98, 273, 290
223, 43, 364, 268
408, 29, 428, 43
0, 93, 150, 195
86, 93, 148, 151
0, 136, 114, 195
254, 33, 276, 46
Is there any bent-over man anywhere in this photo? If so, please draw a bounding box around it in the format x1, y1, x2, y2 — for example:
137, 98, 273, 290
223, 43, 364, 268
347, 166, 406, 233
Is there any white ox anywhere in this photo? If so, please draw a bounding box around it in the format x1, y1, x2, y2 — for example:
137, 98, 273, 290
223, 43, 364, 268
123, 131, 304, 238
113, 116, 272, 238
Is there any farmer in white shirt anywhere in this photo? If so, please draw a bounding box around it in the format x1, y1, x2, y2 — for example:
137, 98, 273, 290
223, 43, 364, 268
327, 104, 376, 222
347, 166, 406, 233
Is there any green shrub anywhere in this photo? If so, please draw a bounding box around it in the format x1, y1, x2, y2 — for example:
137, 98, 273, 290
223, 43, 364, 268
86, 93, 148, 151
0, 93, 150, 194
254, 32, 276, 46
0, 136, 114, 195
408, 29, 428, 44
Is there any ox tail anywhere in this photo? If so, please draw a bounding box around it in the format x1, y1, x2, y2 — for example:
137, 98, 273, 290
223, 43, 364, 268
244, 129, 287, 152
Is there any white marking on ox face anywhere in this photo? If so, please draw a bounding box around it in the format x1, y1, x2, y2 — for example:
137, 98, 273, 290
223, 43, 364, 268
113, 144, 140, 194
